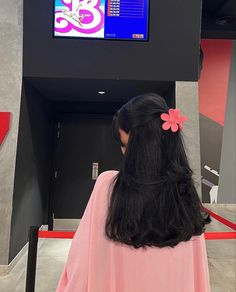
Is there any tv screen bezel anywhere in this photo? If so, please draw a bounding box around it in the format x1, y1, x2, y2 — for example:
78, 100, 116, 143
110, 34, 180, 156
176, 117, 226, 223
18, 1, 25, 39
53, 0, 150, 42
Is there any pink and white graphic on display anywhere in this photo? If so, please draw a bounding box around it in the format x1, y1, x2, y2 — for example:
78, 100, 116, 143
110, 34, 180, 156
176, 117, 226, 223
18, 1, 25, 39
55, 0, 104, 36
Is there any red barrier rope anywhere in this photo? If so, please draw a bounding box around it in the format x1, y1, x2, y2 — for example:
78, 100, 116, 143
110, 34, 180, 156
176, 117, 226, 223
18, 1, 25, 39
204, 232, 236, 240
203, 207, 236, 231
38, 230, 236, 240
38, 231, 75, 239
38, 209, 236, 240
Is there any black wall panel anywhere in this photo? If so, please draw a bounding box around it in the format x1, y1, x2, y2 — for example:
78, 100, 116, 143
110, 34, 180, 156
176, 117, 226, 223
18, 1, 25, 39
9, 81, 53, 262
24, 0, 202, 81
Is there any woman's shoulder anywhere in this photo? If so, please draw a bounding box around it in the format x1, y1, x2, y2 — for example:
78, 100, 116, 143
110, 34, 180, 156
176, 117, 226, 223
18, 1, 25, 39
97, 170, 119, 180
92, 171, 119, 203
95, 170, 119, 187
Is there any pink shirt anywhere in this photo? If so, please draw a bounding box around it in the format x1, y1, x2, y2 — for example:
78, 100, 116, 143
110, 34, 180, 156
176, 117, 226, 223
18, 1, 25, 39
56, 170, 211, 292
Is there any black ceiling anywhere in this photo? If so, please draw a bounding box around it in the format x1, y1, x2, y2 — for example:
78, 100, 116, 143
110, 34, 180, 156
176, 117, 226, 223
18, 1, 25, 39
25, 77, 174, 103
201, 0, 236, 39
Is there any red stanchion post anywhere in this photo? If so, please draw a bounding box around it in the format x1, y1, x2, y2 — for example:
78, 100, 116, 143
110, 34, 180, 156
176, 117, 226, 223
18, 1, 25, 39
25, 226, 39, 292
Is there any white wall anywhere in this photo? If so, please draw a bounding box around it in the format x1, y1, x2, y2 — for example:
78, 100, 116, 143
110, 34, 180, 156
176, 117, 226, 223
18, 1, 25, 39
176, 82, 202, 199
218, 41, 236, 203
0, 0, 23, 265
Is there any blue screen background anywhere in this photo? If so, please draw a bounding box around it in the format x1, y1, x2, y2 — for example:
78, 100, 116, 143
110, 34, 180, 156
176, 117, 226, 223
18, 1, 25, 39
54, 0, 149, 40
104, 0, 149, 40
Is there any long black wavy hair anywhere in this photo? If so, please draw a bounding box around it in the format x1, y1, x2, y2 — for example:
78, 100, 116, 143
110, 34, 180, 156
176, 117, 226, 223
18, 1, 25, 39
105, 93, 211, 248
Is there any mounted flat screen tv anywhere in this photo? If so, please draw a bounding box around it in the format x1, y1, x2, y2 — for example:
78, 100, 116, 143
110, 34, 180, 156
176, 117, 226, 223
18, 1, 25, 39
54, 0, 149, 40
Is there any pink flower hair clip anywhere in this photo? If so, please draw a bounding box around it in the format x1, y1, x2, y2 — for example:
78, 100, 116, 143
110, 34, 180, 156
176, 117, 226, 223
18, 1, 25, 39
160, 108, 188, 132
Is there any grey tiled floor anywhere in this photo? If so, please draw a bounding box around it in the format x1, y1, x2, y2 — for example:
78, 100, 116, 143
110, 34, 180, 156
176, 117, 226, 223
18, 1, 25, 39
204, 204, 236, 292
0, 204, 235, 292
